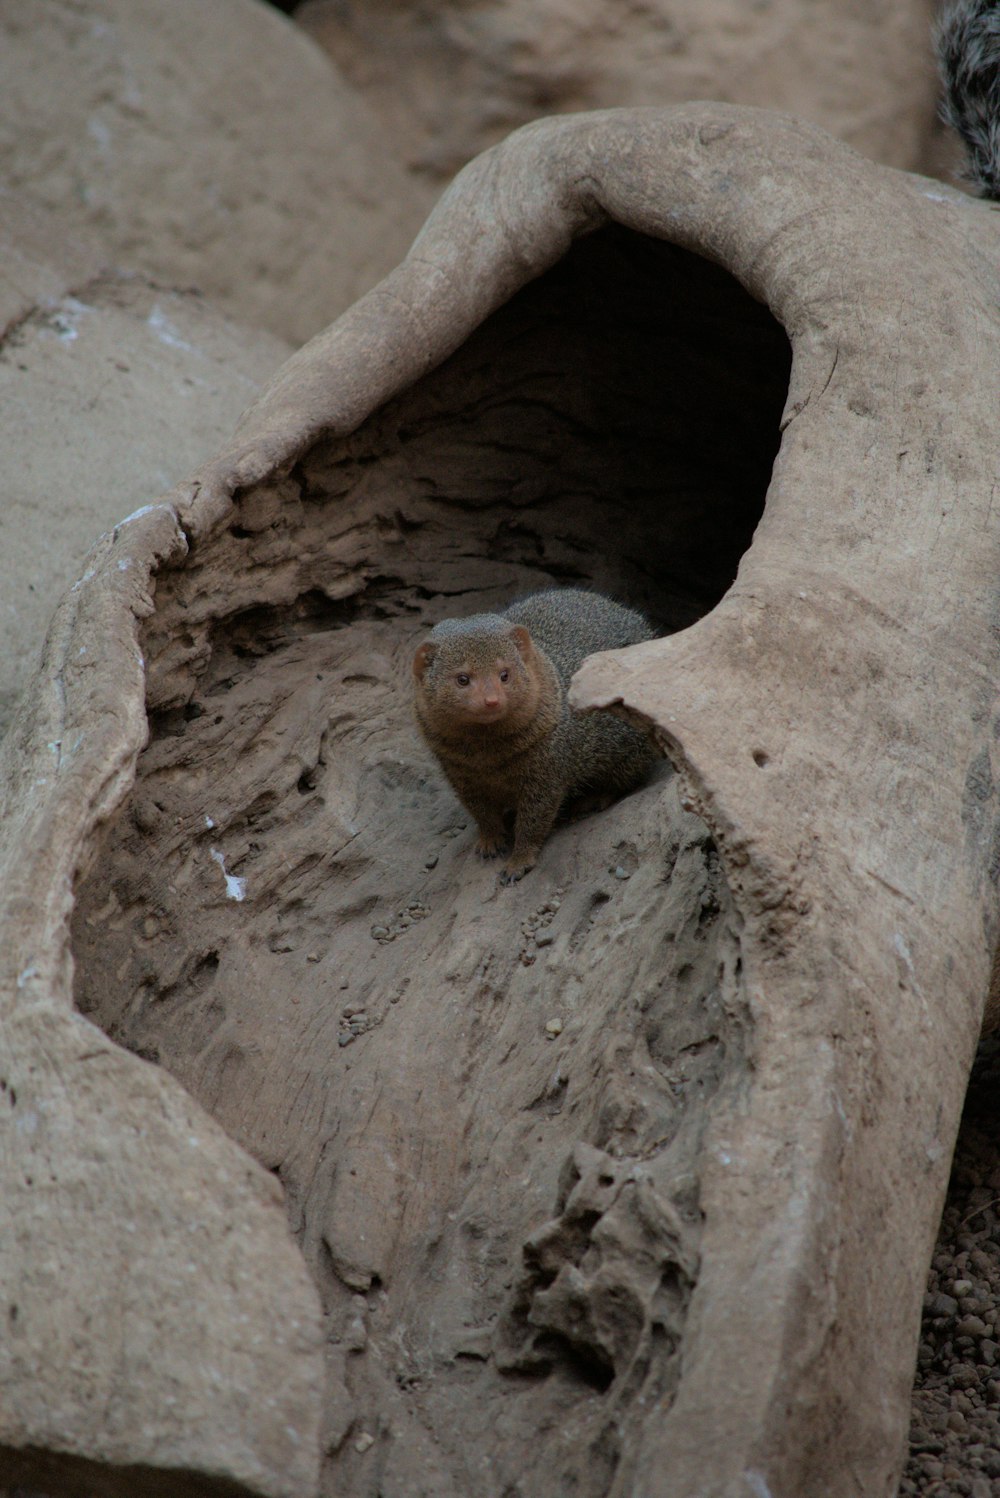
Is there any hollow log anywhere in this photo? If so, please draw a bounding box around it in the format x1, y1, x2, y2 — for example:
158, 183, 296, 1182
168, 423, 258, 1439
2, 105, 998, 1497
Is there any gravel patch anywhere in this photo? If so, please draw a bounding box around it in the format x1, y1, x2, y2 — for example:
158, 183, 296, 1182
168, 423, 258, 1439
904, 1036, 1000, 1497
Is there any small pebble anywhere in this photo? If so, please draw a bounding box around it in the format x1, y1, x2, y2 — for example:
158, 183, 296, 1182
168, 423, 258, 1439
545, 1018, 563, 1037
354, 1431, 375, 1454
307, 951, 321, 963
424, 854, 438, 869
535, 932, 554, 948
344, 1297, 368, 1352
371, 925, 389, 940
451, 1326, 492, 1360
613, 865, 630, 880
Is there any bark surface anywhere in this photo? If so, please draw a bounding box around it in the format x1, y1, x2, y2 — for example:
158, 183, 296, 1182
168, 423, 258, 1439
2, 104, 999, 1497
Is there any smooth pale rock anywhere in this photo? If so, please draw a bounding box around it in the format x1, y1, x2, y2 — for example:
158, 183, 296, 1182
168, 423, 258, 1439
0, 196, 292, 738
0, 0, 427, 344
298, 0, 951, 190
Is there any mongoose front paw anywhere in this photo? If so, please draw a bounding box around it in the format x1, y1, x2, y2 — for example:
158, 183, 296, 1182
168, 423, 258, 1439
476, 834, 509, 860
499, 859, 535, 885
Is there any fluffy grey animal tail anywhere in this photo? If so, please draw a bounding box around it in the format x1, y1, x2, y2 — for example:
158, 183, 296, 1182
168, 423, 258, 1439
935, 0, 1000, 199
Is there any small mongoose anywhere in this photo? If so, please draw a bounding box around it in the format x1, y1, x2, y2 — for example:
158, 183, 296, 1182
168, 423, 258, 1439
413, 588, 658, 883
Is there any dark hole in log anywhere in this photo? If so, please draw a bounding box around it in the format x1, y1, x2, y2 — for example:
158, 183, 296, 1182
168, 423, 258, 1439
300, 224, 792, 636
440, 223, 794, 632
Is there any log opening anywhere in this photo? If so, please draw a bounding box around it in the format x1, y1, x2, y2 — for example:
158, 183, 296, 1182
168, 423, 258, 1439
71, 227, 792, 1497
156, 224, 792, 707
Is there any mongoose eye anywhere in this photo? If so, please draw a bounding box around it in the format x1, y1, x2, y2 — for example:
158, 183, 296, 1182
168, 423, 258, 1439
456, 673, 471, 687
499, 669, 510, 683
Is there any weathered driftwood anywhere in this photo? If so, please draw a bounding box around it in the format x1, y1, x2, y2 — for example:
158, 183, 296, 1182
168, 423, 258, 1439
2, 105, 998, 1497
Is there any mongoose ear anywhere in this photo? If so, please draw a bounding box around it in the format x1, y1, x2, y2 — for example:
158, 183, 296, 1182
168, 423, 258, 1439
413, 641, 436, 680
509, 625, 534, 660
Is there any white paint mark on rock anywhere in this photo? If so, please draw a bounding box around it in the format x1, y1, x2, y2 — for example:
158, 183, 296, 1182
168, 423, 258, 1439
119, 502, 177, 527
893, 931, 913, 968
744, 1472, 774, 1498
148, 304, 195, 354
210, 846, 246, 901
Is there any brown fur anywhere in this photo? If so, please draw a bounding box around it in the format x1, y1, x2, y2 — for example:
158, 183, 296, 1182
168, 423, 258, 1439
413, 589, 658, 882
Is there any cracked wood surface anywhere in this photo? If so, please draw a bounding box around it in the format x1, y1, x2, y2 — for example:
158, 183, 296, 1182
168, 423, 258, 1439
2, 104, 999, 1497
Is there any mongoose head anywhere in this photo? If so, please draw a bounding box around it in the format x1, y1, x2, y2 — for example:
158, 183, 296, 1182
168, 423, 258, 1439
413, 615, 540, 730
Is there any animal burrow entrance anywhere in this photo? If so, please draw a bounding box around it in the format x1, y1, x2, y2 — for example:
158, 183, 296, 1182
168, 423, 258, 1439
72, 227, 790, 1497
